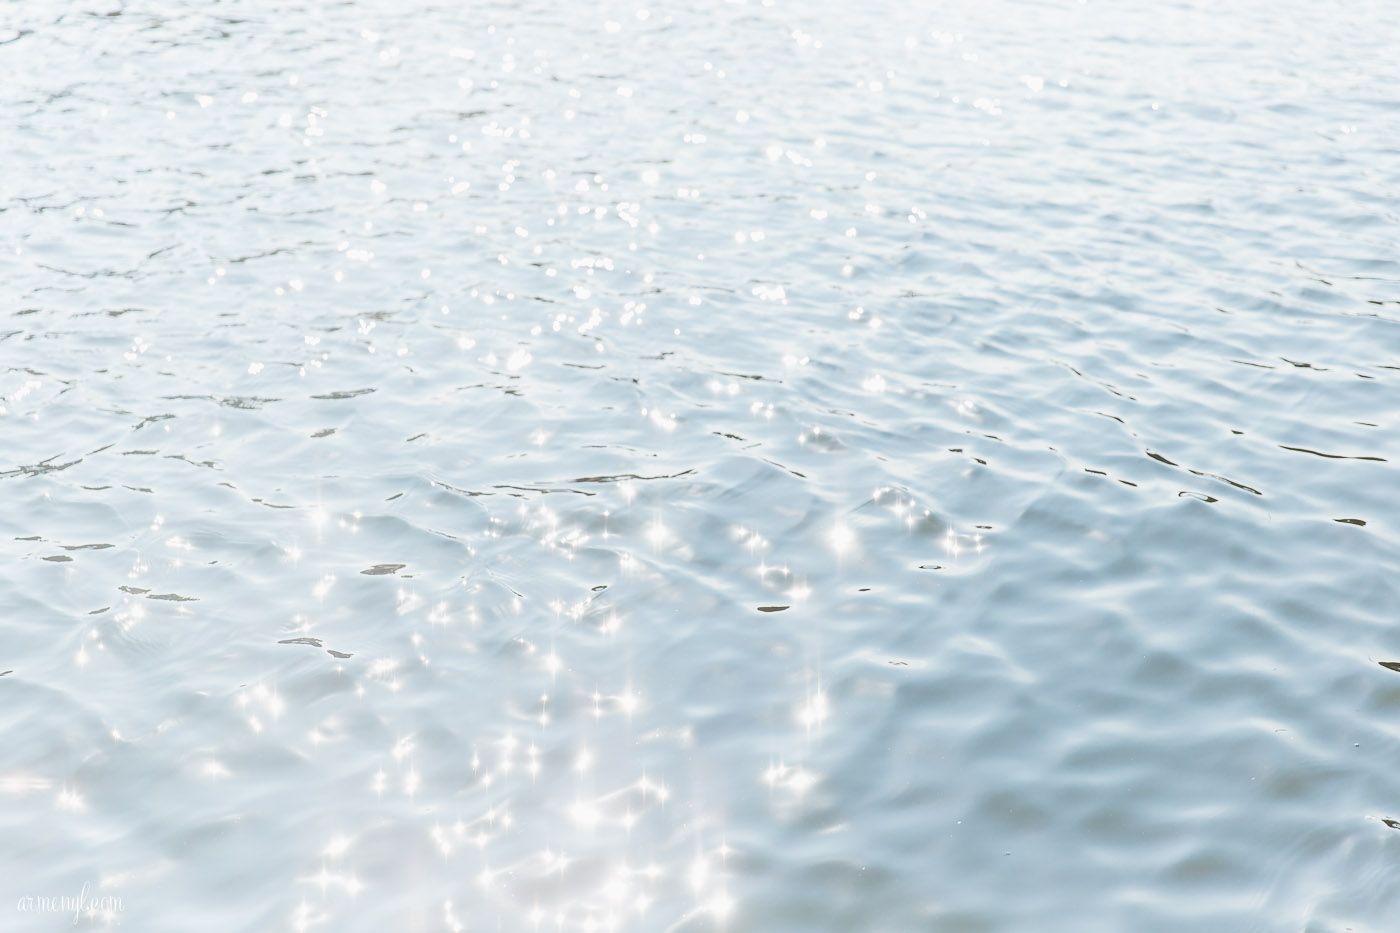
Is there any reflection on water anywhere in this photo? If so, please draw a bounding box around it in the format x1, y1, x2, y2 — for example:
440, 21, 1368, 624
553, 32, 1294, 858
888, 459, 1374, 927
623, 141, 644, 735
2, 0, 1399, 929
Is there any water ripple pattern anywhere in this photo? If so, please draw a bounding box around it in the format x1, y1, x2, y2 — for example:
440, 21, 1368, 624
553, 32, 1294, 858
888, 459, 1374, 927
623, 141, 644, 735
2, 0, 1398, 930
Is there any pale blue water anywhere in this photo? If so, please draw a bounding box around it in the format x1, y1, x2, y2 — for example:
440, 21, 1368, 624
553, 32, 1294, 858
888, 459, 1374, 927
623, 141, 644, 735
2, 0, 1399, 929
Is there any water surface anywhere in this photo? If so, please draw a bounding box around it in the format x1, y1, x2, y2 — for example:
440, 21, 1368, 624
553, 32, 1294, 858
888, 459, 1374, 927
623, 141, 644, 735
2, 0, 1399, 929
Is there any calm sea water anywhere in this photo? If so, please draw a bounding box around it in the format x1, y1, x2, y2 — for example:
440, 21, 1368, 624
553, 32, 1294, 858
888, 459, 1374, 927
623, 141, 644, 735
2, 0, 1399, 929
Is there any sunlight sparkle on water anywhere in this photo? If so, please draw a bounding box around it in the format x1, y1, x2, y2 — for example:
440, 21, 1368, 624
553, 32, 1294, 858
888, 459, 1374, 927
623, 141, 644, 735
829, 523, 857, 556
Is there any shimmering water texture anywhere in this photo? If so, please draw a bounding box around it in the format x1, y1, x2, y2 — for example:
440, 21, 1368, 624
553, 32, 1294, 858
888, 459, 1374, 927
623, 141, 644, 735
2, 0, 1399, 930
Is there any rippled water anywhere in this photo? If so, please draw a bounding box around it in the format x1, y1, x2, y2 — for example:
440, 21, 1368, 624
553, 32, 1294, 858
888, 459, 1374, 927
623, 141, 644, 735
3, 0, 1399, 929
